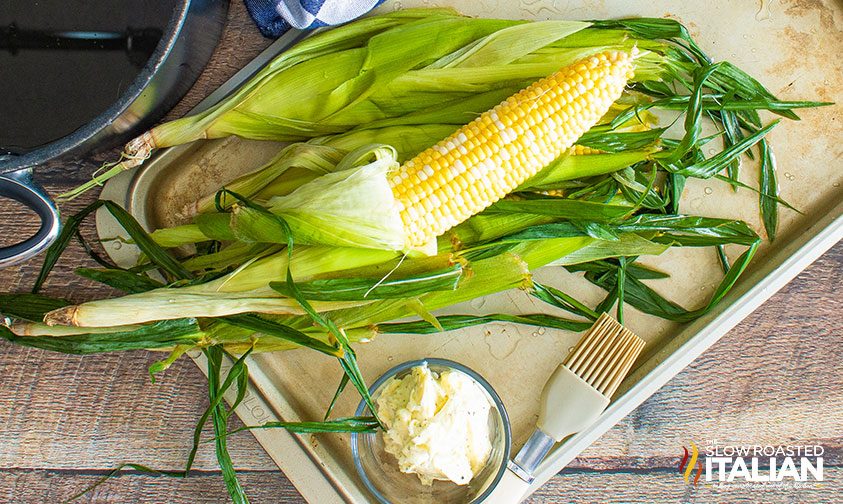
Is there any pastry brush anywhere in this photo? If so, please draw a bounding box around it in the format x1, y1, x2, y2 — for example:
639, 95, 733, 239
486, 313, 645, 503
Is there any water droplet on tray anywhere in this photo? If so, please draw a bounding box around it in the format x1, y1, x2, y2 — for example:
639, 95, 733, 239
707, 148, 716, 155
530, 326, 547, 337
567, 346, 575, 353
704, 187, 713, 195
833, 182, 840, 188
470, 297, 487, 310
393, 1, 402, 10
387, 356, 394, 362
784, 172, 796, 181
112, 242, 122, 250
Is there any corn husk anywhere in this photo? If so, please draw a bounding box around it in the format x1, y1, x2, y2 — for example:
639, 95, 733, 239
61, 9, 688, 199
265, 146, 405, 250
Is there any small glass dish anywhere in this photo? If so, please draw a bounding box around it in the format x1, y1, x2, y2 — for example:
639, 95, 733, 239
351, 358, 511, 504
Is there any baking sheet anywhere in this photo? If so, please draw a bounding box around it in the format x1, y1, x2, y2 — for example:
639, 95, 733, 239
97, 1, 843, 502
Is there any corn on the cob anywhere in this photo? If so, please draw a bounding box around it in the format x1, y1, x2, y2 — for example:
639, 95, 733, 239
390, 50, 636, 250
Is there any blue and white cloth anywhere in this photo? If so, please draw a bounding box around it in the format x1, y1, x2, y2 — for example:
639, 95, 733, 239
245, 0, 387, 38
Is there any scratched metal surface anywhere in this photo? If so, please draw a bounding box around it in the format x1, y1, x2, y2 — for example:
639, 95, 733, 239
95, 0, 842, 502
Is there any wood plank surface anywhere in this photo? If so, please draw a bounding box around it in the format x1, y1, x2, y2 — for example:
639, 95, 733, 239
0, 1, 840, 503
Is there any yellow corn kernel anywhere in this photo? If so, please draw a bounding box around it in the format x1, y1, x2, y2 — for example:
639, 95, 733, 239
570, 144, 603, 156
538, 189, 566, 197
391, 49, 636, 249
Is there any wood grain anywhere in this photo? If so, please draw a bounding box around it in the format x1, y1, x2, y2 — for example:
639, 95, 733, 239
3, 466, 841, 504
0, 1, 840, 502
0, 246, 837, 502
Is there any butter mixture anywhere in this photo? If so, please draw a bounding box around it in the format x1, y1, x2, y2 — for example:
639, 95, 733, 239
376, 364, 492, 486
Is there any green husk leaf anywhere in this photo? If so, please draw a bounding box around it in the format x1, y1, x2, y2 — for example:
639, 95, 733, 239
33, 200, 103, 293
709, 174, 799, 212
430, 19, 589, 68
102, 202, 193, 280
616, 214, 759, 246
445, 213, 554, 248
75, 268, 164, 294
572, 240, 760, 322
150, 224, 215, 249
616, 256, 628, 324
672, 120, 779, 178
577, 127, 665, 153
65, 463, 186, 502
658, 62, 723, 164
225, 416, 380, 436
39, 199, 189, 288
0, 293, 69, 321
148, 345, 192, 382
486, 199, 631, 221
758, 139, 779, 241
222, 314, 341, 356
561, 259, 668, 279
324, 374, 351, 421
716, 244, 731, 274
580, 266, 691, 320
716, 110, 741, 189
204, 346, 250, 504
521, 149, 654, 191
666, 172, 686, 214
270, 264, 462, 300
531, 282, 599, 320
0, 319, 203, 354
230, 205, 292, 244
574, 221, 621, 241
182, 243, 281, 273
589, 17, 710, 63
377, 313, 591, 334
493, 232, 667, 268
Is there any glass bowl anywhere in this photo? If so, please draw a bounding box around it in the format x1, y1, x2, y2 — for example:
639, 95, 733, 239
351, 358, 511, 504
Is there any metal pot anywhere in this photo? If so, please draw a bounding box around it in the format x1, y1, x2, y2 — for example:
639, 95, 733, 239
0, 0, 228, 267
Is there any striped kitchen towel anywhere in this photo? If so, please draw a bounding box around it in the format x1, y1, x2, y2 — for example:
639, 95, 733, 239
245, 0, 387, 37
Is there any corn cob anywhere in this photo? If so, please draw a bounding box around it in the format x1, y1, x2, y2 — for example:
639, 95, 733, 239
390, 49, 636, 250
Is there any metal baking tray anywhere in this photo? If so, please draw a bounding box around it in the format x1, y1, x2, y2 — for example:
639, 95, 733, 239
97, 1, 843, 502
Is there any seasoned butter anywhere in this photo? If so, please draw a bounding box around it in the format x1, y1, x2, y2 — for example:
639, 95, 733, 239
377, 364, 492, 486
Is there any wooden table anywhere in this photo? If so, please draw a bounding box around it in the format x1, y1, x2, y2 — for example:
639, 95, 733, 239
1, 3, 840, 503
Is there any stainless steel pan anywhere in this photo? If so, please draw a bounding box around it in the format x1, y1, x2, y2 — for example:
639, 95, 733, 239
0, 0, 228, 267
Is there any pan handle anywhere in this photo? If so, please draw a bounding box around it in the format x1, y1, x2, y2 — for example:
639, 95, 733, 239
0, 169, 61, 268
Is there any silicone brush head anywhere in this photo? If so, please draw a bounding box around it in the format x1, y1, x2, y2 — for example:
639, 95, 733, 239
563, 313, 645, 399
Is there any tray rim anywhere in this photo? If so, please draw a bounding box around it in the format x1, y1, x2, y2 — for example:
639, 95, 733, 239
94, 13, 843, 504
